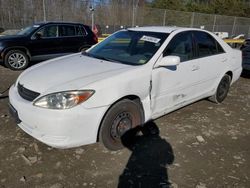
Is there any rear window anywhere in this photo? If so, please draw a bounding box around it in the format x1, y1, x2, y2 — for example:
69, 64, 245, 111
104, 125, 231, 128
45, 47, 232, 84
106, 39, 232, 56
193, 31, 224, 58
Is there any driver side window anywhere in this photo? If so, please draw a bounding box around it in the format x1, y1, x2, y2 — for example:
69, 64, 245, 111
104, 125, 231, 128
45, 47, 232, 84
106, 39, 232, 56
164, 31, 194, 62
36, 25, 58, 38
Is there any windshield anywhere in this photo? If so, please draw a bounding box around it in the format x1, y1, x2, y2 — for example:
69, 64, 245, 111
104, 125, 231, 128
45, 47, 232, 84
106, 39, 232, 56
17, 25, 40, 35
87, 30, 169, 65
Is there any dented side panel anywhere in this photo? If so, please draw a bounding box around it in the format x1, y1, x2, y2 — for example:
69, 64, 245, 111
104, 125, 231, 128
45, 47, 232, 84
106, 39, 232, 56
150, 56, 202, 117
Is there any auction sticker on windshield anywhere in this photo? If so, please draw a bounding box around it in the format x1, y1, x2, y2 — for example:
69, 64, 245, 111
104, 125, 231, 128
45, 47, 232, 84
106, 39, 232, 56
140, 35, 161, 43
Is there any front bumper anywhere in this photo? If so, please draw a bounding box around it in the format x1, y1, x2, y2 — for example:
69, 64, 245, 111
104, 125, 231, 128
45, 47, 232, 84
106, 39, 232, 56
9, 85, 108, 148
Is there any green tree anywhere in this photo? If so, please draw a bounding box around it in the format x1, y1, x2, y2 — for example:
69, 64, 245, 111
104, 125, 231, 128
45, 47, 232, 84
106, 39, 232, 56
211, 0, 245, 16
150, 0, 250, 17
151, 0, 185, 11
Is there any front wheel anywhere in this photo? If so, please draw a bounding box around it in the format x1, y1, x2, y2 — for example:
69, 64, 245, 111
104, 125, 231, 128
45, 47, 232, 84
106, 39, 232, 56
209, 74, 231, 104
99, 99, 144, 151
79, 46, 90, 52
4, 50, 29, 70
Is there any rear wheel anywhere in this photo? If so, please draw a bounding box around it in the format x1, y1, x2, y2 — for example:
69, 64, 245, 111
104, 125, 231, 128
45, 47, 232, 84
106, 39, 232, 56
209, 74, 231, 104
99, 99, 144, 151
4, 50, 29, 70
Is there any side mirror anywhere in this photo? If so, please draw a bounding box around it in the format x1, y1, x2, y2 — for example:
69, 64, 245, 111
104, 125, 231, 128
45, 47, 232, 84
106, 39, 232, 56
155, 56, 180, 68
34, 32, 42, 40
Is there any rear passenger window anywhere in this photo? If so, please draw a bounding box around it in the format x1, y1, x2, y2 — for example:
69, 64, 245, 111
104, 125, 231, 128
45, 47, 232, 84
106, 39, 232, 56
194, 31, 224, 58
60, 25, 76, 37
217, 43, 225, 53
164, 31, 194, 62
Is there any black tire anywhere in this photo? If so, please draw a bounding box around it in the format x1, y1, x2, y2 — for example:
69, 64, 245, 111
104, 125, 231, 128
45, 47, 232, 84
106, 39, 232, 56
4, 50, 29, 70
79, 46, 90, 52
209, 74, 231, 104
99, 99, 144, 151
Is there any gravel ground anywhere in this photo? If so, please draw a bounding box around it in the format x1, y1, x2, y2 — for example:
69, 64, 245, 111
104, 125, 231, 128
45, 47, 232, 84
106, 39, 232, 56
0, 63, 250, 188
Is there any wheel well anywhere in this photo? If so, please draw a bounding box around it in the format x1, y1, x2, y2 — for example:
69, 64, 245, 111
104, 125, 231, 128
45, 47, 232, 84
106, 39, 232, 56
79, 45, 90, 52
96, 95, 144, 142
3, 47, 31, 60
225, 71, 233, 81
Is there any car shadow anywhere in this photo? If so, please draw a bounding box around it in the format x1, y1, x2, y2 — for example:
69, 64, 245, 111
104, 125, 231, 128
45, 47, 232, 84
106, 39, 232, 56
241, 70, 250, 78
118, 121, 174, 188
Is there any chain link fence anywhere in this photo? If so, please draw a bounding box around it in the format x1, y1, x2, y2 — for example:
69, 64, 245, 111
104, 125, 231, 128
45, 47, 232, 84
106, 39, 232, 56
0, 0, 250, 37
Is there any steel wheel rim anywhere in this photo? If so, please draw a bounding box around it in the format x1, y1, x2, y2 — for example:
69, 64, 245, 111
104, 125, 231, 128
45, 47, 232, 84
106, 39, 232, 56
218, 78, 229, 99
110, 112, 132, 141
8, 53, 26, 69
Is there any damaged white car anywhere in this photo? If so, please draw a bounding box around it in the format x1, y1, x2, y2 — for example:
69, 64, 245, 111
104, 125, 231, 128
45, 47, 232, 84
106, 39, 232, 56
9, 27, 242, 150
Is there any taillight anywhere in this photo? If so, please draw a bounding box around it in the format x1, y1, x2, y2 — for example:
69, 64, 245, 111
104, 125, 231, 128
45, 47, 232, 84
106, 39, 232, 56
93, 33, 98, 43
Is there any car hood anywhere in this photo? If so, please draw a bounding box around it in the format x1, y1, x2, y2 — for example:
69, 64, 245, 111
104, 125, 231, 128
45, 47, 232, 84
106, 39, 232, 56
18, 53, 135, 94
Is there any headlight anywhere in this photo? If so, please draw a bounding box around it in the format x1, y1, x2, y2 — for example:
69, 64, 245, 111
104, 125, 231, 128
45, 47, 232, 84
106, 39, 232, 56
33, 90, 94, 109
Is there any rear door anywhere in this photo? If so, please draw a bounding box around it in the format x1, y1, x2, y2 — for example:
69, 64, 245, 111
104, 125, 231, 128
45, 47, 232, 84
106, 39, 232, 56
59, 24, 87, 53
192, 31, 227, 95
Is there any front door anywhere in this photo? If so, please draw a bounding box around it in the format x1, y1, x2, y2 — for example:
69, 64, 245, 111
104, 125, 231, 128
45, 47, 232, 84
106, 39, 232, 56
151, 31, 201, 117
28, 24, 61, 57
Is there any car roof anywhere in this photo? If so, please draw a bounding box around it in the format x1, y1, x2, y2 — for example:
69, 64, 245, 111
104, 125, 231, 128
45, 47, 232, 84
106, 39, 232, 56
33, 21, 86, 26
128, 26, 185, 33
128, 26, 207, 34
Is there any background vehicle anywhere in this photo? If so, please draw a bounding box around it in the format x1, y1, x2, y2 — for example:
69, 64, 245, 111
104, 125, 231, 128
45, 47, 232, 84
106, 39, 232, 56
241, 39, 250, 71
241, 38, 250, 48
9, 27, 242, 150
0, 22, 98, 70
0, 27, 4, 33
0, 29, 20, 36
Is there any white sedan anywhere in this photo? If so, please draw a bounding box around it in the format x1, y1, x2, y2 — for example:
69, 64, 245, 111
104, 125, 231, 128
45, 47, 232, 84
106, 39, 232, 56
9, 27, 242, 150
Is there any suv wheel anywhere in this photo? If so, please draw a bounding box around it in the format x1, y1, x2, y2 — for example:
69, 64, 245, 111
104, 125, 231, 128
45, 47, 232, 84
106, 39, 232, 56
4, 50, 29, 70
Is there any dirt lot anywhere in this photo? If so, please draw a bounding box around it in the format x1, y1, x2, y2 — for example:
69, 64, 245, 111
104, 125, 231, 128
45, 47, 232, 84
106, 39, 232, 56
0, 64, 250, 188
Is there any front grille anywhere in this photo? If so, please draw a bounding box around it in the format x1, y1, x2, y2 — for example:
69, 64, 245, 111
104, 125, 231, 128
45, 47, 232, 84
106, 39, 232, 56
18, 83, 40, 102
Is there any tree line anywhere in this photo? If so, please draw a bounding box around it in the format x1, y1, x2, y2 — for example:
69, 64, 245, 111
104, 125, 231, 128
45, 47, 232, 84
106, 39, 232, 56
1, 0, 250, 30
149, 0, 250, 17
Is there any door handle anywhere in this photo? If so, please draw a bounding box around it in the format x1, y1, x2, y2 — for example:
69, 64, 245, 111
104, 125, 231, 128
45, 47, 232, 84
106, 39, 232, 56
192, 65, 200, 71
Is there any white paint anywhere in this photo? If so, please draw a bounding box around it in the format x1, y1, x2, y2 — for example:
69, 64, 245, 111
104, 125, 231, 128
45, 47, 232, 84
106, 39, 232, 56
9, 26, 242, 149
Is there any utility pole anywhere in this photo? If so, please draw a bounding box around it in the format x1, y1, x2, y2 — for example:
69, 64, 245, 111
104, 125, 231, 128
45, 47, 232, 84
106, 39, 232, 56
212, 15, 217, 32
132, 0, 135, 27
90, 0, 94, 30
190, 12, 195, 28
132, 0, 139, 27
43, 0, 46, 21
231, 17, 237, 36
